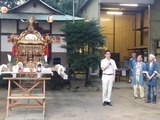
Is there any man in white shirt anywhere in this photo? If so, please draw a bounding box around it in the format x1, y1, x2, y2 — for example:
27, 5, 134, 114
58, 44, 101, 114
101, 50, 117, 106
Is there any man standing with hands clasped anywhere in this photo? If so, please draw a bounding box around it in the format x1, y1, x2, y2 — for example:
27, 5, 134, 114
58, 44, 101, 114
132, 55, 146, 100
145, 54, 159, 104
101, 50, 117, 106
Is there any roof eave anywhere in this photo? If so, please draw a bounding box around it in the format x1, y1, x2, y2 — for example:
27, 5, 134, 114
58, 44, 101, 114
8, 0, 64, 15
0, 13, 85, 21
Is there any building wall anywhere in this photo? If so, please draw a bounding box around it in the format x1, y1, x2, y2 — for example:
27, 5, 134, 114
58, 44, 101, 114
1, 35, 13, 52
115, 15, 135, 60
52, 37, 66, 53
51, 52, 67, 66
149, 0, 160, 62
39, 21, 50, 30
52, 22, 65, 34
0, 21, 18, 63
143, 10, 149, 46
0, 20, 67, 66
100, 12, 149, 62
80, 0, 149, 63
81, 0, 99, 20
51, 22, 67, 66
19, 21, 28, 29
0, 20, 16, 63
1, 20, 17, 33
135, 10, 148, 47
99, 0, 154, 4
135, 13, 141, 46
1, 52, 12, 64
100, 14, 135, 62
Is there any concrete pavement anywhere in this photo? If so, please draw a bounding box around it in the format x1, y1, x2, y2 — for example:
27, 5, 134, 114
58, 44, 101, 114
0, 81, 160, 120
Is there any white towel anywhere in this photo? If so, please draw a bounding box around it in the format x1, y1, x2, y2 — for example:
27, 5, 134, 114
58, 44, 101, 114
55, 64, 65, 75
7, 54, 11, 62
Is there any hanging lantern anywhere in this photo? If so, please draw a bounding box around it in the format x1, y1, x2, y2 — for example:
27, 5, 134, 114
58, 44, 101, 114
47, 15, 54, 23
1, 6, 8, 14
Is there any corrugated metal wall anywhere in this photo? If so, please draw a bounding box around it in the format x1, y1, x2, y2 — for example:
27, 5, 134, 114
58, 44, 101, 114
100, 11, 148, 62
149, 0, 160, 62
81, 0, 99, 20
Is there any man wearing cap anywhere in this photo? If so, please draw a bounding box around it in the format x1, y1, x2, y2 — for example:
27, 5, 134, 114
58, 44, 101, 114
145, 54, 159, 104
101, 50, 117, 106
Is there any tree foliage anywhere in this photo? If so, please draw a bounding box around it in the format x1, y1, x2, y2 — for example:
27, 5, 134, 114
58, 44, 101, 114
0, 0, 26, 8
61, 21, 105, 83
42, 0, 60, 10
0, 0, 74, 15
42, 0, 74, 15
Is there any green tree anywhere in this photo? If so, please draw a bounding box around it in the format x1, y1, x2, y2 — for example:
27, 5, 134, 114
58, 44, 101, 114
58, 0, 74, 15
42, 0, 60, 10
42, 0, 75, 15
1, 0, 74, 15
0, 0, 26, 8
61, 21, 105, 85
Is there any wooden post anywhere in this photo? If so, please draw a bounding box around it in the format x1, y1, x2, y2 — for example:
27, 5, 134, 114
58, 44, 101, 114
113, 15, 116, 53
6, 80, 11, 117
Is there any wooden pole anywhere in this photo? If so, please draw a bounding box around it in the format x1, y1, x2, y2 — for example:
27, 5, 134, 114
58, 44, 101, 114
113, 15, 116, 53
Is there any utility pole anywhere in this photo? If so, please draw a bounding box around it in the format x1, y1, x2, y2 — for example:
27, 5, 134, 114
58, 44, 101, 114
73, 0, 75, 23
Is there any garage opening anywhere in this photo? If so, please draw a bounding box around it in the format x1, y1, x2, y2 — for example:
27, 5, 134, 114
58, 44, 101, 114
100, 4, 149, 67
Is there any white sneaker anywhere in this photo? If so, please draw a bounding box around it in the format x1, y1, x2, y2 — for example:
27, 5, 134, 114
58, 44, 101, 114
128, 80, 131, 83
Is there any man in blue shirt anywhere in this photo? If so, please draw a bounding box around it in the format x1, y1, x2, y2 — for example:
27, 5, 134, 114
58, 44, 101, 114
128, 52, 137, 83
145, 54, 159, 104
132, 55, 146, 99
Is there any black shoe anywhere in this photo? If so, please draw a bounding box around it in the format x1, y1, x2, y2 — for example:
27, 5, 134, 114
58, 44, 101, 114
106, 102, 112, 106
141, 97, 145, 101
103, 101, 107, 106
134, 97, 138, 99
146, 101, 151, 103
152, 101, 156, 104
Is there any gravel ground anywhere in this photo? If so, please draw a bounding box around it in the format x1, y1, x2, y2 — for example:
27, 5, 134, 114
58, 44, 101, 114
0, 89, 7, 120
0, 82, 160, 120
